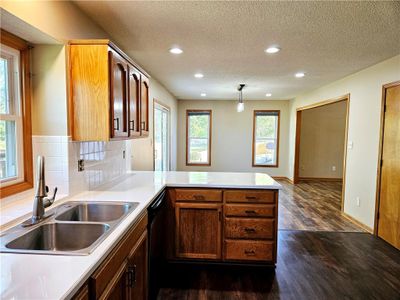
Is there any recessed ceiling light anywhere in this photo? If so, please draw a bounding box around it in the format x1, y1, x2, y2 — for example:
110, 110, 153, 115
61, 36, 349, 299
266, 93, 272, 97
265, 46, 280, 54
295, 72, 305, 78
194, 73, 204, 78
201, 93, 207, 97
169, 47, 183, 54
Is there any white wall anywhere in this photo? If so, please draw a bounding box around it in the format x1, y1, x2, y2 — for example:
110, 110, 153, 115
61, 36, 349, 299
32, 45, 68, 136
288, 54, 400, 229
0, 1, 107, 41
131, 78, 178, 171
177, 100, 290, 176
299, 101, 347, 179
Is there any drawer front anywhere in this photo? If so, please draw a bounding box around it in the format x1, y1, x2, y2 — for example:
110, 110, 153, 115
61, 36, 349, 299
224, 240, 274, 261
225, 218, 274, 239
225, 204, 275, 218
224, 190, 276, 203
175, 189, 222, 202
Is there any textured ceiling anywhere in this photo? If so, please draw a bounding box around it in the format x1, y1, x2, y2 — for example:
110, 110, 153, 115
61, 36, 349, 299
73, 1, 400, 100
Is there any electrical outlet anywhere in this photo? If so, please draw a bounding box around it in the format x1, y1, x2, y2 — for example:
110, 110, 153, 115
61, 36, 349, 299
332, 166, 336, 171
356, 197, 360, 207
78, 159, 85, 172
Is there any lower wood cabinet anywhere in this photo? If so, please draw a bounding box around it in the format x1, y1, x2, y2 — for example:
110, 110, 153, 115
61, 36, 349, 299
169, 188, 278, 265
175, 202, 222, 260
73, 213, 148, 300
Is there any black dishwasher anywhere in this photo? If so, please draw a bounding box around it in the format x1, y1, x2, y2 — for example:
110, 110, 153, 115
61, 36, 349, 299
147, 189, 167, 300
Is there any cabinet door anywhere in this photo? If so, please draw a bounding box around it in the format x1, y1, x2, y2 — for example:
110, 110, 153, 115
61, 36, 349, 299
128, 66, 141, 137
175, 203, 222, 260
128, 231, 148, 300
109, 50, 129, 138
98, 260, 129, 300
140, 75, 149, 136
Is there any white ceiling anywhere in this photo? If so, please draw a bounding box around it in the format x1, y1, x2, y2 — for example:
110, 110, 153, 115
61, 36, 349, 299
73, 1, 400, 100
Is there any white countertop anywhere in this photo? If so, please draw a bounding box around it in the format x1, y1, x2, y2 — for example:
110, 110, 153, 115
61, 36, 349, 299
0, 171, 280, 299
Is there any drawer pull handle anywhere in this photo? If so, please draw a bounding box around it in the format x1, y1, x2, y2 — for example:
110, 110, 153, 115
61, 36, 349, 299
244, 227, 256, 233
114, 118, 120, 131
245, 196, 257, 200
244, 250, 256, 256
245, 210, 257, 214
193, 194, 205, 200
129, 120, 135, 131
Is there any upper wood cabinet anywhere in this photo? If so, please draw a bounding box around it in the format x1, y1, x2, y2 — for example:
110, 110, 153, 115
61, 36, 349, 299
128, 65, 141, 138
109, 50, 129, 139
68, 40, 150, 141
140, 75, 150, 136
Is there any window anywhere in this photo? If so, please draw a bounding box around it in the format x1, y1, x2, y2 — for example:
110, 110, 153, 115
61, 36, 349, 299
1, 45, 23, 184
252, 110, 280, 167
186, 110, 211, 166
0, 30, 33, 198
154, 101, 170, 171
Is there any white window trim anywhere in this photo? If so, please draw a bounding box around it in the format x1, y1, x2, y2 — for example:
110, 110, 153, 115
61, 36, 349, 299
0, 43, 24, 186
154, 102, 171, 171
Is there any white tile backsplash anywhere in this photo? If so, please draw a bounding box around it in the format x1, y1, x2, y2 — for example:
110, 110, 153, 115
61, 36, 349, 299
32, 136, 129, 196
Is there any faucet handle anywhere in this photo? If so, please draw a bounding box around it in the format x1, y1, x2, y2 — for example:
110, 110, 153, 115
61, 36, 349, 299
43, 187, 58, 208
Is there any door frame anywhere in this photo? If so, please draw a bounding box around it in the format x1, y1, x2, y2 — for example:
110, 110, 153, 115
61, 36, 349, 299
374, 80, 400, 235
152, 98, 171, 171
293, 94, 350, 212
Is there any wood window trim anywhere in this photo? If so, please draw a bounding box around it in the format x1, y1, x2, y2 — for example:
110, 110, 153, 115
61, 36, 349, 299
0, 30, 33, 198
252, 110, 280, 168
186, 109, 212, 166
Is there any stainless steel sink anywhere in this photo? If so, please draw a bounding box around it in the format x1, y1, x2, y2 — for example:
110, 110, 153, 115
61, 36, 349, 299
0, 201, 139, 255
55, 203, 132, 222
6, 223, 110, 253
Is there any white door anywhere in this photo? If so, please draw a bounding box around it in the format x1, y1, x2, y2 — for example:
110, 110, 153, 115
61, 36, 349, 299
154, 103, 170, 171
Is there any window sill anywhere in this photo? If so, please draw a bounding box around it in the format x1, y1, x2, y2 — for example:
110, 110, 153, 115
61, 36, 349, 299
0, 181, 33, 199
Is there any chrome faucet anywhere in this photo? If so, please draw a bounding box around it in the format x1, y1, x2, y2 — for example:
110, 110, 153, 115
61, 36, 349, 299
23, 156, 58, 227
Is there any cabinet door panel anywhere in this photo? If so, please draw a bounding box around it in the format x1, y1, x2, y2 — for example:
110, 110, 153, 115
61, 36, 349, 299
175, 203, 222, 259
128, 231, 148, 300
128, 66, 140, 137
140, 75, 149, 136
110, 51, 129, 138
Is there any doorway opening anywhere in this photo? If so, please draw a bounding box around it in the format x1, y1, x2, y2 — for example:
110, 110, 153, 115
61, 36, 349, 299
153, 100, 170, 171
292, 95, 350, 217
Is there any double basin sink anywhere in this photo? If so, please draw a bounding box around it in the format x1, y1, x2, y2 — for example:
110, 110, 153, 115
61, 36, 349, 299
0, 201, 139, 255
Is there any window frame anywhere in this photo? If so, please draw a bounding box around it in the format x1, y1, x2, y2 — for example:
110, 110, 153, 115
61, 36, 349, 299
153, 99, 171, 171
252, 110, 280, 168
186, 109, 212, 166
0, 30, 33, 198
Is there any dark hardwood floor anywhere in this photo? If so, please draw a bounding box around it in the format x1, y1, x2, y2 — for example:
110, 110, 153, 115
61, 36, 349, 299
158, 231, 400, 300
278, 180, 364, 232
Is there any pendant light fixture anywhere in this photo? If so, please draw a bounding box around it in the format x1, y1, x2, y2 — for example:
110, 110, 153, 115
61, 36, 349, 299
237, 84, 246, 112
